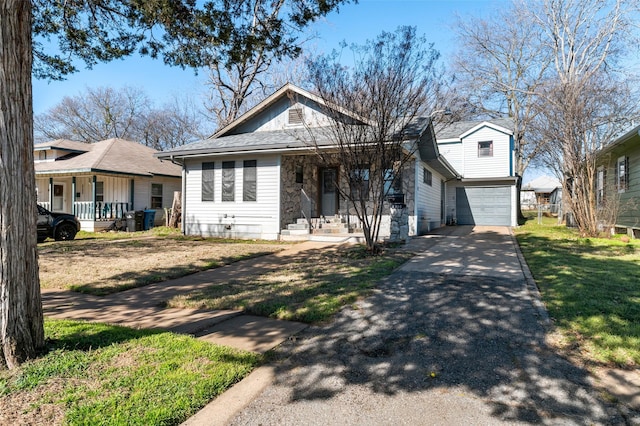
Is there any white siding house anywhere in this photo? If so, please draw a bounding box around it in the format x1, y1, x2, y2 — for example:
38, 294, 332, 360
158, 83, 460, 241
35, 138, 182, 231
159, 84, 517, 240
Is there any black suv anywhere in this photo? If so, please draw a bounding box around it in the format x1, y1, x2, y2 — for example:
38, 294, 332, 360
37, 205, 81, 242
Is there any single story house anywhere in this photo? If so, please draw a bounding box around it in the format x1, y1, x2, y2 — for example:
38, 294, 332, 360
35, 138, 182, 231
157, 84, 517, 241
594, 124, 640, 237
521, 175, 562, 207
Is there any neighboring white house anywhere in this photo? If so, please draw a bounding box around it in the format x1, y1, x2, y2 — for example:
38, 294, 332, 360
35, 138, 182, 231
157, 83, 516, 240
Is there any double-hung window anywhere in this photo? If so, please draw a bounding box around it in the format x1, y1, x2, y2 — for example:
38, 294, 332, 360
596, 167, 605, 206
423, 167, 433, 186
350, 167, 370, 201
616, 156, 629, 192
151, 183, 163, 208
478, 141, 493, 157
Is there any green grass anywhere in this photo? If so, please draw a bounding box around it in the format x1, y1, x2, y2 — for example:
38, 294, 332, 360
0, 319, 260, 425
515, 215, 640, 367
168, 244, 413, 324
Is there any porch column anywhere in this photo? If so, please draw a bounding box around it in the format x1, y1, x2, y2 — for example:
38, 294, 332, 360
48, 177, 53, 208
72, 177, 76, 216
92, 175, 97, 220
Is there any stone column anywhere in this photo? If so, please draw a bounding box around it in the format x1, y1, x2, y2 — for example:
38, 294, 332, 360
389, 204, 408, 243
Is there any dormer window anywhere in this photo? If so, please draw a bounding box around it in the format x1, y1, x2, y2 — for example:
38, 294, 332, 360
38, 150, 47, 161
288, 108, 304, 126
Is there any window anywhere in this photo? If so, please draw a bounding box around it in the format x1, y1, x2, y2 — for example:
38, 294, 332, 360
95, 181, 104, 202
384, 168, 402, 195
295, 165, 304, 184
596, 167, 605, 206
38, 151, 47, 161
478, 141, 493, 157
243, 160, 257, 201
616, 156, 629, 192
222, 161, 235, 201
423, 167, 432, 186
288, 108, 304, 125
151, 183, 163, 208
350, 167, 370, 201
202, 162, 215, 201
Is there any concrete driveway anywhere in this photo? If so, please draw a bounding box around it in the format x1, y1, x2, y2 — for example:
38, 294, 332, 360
220, 226, 631, 425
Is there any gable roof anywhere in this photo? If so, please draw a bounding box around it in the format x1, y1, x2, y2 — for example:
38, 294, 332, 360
35, 138, 181, 178
435, 118, 514, 141
213, 83, 369, 138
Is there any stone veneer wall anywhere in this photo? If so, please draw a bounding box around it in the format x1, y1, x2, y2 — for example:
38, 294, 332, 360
279, 155, 417, 236
280, 155, 322, 229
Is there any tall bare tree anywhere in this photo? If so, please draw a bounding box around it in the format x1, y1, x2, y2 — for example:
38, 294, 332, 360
2, 0, 349, 369
306, 26, 442, 253
35, 87, 208, 149
204, 0, 327, 130
529, 0, 640, 235
453, 3, 551, 178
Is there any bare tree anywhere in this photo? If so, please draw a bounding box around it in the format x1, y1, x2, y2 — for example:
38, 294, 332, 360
528, 0, 640, 235
35, 86, 150, 142
203, 0, 325, 130
452, 2, 551, 178
35, 87, 208, 149
305, 26, 442, 253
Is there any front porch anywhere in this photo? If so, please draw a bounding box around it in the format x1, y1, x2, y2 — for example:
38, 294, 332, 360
38, 201, 130, 232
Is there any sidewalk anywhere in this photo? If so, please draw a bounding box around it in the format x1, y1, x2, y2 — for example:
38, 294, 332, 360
42, 241, 334, 353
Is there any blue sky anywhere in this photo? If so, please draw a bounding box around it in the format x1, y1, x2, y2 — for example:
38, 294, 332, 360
32, 0, 507, 115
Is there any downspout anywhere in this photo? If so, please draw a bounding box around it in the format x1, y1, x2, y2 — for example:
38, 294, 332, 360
180, 158, 186, 235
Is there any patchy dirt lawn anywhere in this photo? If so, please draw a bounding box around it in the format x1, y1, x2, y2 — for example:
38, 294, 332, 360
38, 235, 287, 295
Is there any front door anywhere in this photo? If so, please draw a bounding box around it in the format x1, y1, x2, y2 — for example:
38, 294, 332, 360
53, 183, 65, 212
320, 168, 338, 217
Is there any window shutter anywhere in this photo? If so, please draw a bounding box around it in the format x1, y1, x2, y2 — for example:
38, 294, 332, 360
625, 156, 630, 190
615, 161, 619, 190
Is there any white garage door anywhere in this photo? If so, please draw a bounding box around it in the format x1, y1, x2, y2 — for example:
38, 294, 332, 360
456, 186, 512, 226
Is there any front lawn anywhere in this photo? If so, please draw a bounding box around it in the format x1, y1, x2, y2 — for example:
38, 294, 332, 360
515, 217, 640, 367
167, 244, 414, 324
39, 228, 287, 295
0, 319, 260, 425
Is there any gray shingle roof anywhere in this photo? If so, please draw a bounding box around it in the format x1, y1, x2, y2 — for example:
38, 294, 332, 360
35, 138, 181, 177
435, 117, 514, 140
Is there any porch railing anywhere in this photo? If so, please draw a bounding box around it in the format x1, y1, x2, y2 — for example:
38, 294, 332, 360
74, 201, 130, 221
300, 189, 313, 230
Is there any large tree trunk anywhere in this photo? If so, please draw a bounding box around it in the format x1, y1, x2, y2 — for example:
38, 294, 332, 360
0, 1, 45, 369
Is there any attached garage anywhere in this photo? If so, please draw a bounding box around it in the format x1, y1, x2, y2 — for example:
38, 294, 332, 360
456, 186, 513, 226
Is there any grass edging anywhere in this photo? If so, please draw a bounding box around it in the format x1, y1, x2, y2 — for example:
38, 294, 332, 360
0, 319, 261, 425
